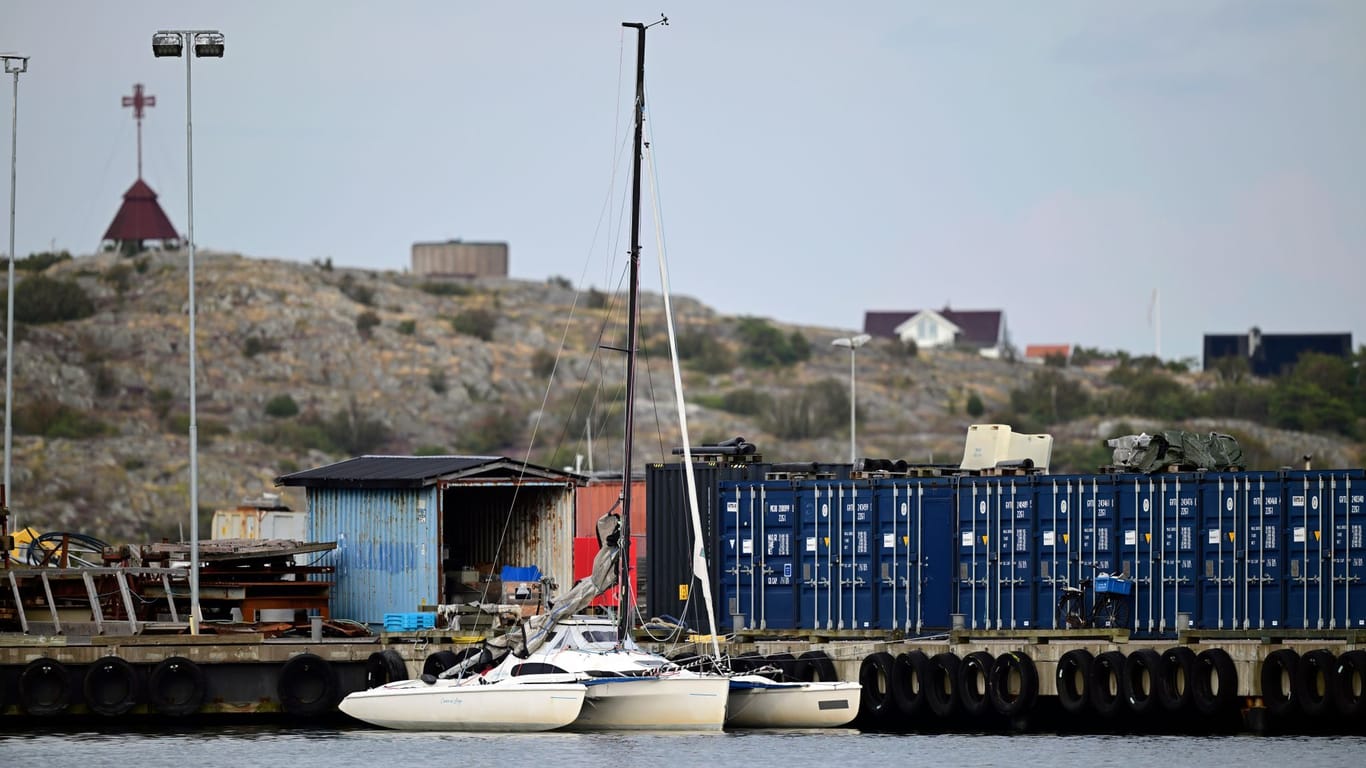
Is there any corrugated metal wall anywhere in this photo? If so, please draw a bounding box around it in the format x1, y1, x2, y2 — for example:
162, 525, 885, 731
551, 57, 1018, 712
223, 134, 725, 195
309, 486, 441, 625
442, 482, 574, 596
411, 241, 509, 278
576, 481, 645, 537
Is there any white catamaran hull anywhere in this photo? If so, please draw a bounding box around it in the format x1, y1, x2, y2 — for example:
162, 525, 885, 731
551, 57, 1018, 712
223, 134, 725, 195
338, 678, 587, 731
572, 676, 730, 731
724, 678, 862, 729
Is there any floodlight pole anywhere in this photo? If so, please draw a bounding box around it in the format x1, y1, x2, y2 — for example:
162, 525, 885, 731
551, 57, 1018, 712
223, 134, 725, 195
154, 30, 222, 634
832, 334, 871, 464
3, 54, 28, 535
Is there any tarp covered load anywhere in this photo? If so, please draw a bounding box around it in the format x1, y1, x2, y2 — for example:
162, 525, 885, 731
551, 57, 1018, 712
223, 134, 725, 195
1106, 431, 1244, 473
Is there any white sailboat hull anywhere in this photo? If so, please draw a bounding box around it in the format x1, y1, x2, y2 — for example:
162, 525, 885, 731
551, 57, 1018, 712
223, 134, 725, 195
572, 675, 730, 731
338, 678, 586, 731
724, 678, 862, 729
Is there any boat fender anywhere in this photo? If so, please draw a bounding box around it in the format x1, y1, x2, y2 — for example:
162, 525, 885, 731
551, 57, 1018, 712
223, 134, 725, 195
794, 650, 837, 683
1055, 649, 1093, 715
422, 650, 461, 677
1293, 649, 1336, 718
857, 652, 898, 728
988, 651, 1038, 718
148, 656, 207, 717
420, 674, 438, 685
891, 650, 930, 718
1121, 649, 1164, 716
1088, 651, 1126, 718
1259, 648, 1299, 717
764, 653, 796, 682
925, 652, 961, 718
365, 650, 409, 689
1331, 650, 1366, 718
19, 657, 71, 716
957, 651, 995, 718
1192, 648, 1238, 716
1158, 647, 1197, 713
277, 653, 337, 717
84, 655, 140, 717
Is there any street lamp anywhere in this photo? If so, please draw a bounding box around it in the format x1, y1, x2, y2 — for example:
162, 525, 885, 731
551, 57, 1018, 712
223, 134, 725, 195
831, 333, 871, 464
153, 29, 223, 635
2, 53, 28, 538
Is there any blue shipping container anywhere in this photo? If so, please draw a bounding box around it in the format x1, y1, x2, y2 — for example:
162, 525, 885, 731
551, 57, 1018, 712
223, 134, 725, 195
1199, 472, 1284, 630
1116, 474, 1200, 635
1034, 476, 1115, 628
872, 477, 954, 632
799, 480, 876, 630
1285, 470, 1366, 629
956, 477, 1037, 629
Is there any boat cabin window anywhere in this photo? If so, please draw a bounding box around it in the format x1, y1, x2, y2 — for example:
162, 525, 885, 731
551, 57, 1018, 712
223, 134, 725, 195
511, 662, 567, 676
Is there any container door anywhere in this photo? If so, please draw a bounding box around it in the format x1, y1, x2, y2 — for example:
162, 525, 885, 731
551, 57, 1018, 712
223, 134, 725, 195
718, 482, 757, 631
1036, 477, 1082, 629
917, 480, 955, 631
1334, 471, 1366, 629
800, 483, 837, 630
1200, 473, 1285, 630
1286, 472, 1332, 629
875, 479, 913, 632
956, 478, 993, 630
1117, 475, 1199, 636
955, 477, 1034, 629
996, 478, 1036, 629
831, 481, 876, 630
757, 485, 799, 630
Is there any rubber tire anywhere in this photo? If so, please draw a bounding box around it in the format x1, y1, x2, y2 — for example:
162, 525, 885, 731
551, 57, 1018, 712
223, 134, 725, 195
422, 650, 461, 677
84, 656, 140, 717
858, 651, 898, 726
1260, 648, 1299, 717
765, 652, 797, 682
1158, 647, 1197, 713
1294, 649, 1337, 718
958, 651, 995, 718
19, 657, 70, 716
797, 650, 837, 682
891, 650, 930, 718
149, 656, 207, 717
1056, 649, 1093, 715
988, 651, 1038, 718
1193, 648, 1238, 716
1089, 651, 1126, 718
732, 651, 764, 674
277, 653, 337, 717
1122, 648, 1164, 716
365, 649, 408, 689
1332, 649, 1366, 718
926, 652, 961, 718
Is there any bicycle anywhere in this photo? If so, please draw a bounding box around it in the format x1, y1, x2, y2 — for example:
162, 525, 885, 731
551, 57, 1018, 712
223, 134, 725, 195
1056, 570, 1131, 629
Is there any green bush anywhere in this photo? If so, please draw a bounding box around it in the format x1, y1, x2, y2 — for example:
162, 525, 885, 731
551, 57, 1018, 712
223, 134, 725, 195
321, 405, 391, 454
243, 335, 280, 358
759, 379, 847, 439
736, 318, 807, 367
451, 308, 496, 340
414, 445, 448, 456
586, 289, 608, 310
14, 275, 95, 324
17, 250, 71, 271
419, 281, 469, 297
265, 394, 300, 418
532, 348, 557, 379
396, 319, 417, 335
547, 275, 573, 291
339, 273, 374, 306
356, 310, 380, 338
966, 390, 985, 418
429, 369, 448, 394
14, 397, 109, 438
676, 330, 734, 374
102, 263, 134, 294
165, 414, 230, 441
720, 388, 772, 416
461, 406, 524, 454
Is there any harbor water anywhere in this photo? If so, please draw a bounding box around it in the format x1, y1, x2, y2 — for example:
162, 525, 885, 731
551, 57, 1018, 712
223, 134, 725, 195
1, 727, 1362, 768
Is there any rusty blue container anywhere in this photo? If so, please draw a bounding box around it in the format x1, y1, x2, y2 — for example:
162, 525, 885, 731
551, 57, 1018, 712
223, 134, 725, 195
955, 477, 1037, 630
871, 477, 954, 633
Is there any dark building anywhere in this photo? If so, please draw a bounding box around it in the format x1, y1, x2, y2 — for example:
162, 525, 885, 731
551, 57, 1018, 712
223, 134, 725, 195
1203, 328, 1352, 377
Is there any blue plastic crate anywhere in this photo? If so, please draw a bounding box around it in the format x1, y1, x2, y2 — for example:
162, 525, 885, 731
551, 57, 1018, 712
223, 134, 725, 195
1094, 574, 1133, 597
383, 612, 435, 631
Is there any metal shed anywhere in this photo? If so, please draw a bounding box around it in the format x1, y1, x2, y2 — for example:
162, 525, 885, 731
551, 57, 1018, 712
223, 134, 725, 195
277, 455, 579, 626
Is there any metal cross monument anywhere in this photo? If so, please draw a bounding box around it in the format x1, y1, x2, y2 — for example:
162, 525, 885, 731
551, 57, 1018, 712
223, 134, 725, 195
121, 83, 156, 178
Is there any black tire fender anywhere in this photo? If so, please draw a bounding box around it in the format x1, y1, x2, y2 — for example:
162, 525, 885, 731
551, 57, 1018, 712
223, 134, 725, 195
84, 655, 140, 717
1193, 647, 1238, 716
1122, 648, 1164, 716
365, 649, 409, 688
891, 650, 930, 718
1293, 649, 1336, 718
277, 653, 337, 717
19, 657, 70, 716
1158, 646, 1197, 713
764, 652, 797, 682
858, 651, 898, 726
149, 656, 207, 717
988, 651, 1038, 718
957, 651, 995, 718
422, 650, 461, 677
1055, 649, 1093, 715
926, 652, 961, 718
1260, 648, 1299, 717
1089, 650, 1126, 718
1332, 649, 1366, 719
796, 650, 838, 682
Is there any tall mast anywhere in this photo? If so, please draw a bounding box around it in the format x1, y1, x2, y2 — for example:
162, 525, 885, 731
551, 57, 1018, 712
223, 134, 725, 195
618, 15, 666, 641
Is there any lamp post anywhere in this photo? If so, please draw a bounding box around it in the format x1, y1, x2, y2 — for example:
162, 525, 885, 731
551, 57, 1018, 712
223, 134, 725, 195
3, 53, 28, 534
153, 30, 223, 635
831, 334, 871, 464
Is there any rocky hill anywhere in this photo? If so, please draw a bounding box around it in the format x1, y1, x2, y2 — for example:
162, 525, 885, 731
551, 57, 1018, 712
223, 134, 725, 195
4, 251, 1361, 544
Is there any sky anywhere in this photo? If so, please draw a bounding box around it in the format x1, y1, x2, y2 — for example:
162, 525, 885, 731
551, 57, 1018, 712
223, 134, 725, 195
3, 0, 1364, 364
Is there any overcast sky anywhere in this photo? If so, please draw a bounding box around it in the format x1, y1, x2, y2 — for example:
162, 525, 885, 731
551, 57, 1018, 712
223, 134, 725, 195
4, 1, 1363, 364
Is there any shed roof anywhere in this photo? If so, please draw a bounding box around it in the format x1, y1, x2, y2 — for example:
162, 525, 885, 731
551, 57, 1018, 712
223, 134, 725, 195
275, 454, 580, 489
102, 178, 179, 242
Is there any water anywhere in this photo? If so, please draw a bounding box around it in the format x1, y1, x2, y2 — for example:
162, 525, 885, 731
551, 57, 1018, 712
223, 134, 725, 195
1, 727, 1362, 768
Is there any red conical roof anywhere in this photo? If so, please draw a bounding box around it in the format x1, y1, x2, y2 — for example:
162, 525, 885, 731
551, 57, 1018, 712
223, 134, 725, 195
102, 178, 179, 242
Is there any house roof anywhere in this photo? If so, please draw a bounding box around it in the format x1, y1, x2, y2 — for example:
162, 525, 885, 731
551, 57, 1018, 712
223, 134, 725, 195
275, 454, 581, 489
102, 178, 179, 242
1025, 344, 1071, 359
865, 308, 1004, 346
